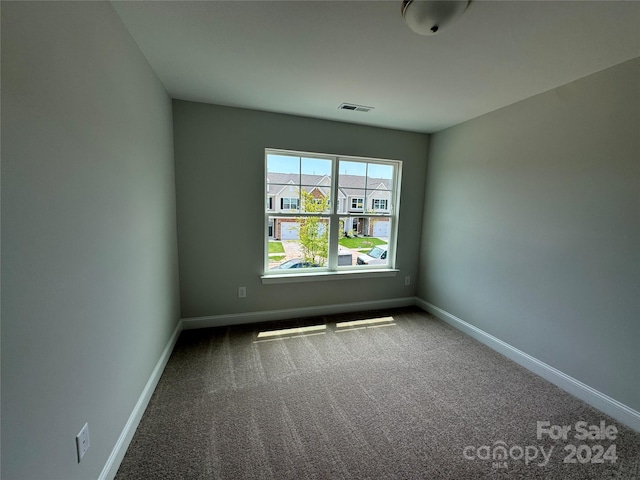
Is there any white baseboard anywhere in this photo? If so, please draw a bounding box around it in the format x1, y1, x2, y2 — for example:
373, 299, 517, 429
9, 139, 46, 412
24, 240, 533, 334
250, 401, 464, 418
415, 298, 640, 433
98, 320, 183, 480
181, 297, 416, 330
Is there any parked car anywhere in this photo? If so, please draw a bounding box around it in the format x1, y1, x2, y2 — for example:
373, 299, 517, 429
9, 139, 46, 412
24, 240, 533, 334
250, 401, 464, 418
271, 258, 320, 269
356, 245, 388, 265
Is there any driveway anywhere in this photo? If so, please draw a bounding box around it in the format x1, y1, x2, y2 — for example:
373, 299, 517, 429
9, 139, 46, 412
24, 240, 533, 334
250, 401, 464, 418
275, 241, 358, 267
281, 240, 304, 259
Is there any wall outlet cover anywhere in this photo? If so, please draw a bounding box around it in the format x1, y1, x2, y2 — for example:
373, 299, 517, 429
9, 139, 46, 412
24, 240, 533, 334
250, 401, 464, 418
76, 423, 90, 462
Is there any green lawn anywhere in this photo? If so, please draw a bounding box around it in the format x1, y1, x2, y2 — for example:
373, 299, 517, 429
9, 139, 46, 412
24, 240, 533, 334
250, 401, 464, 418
339, 237, 385, 249
269, 255, 286, 262
268, 241, 285, 254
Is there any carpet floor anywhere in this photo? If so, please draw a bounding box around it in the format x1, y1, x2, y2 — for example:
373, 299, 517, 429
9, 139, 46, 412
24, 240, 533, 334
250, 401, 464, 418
116, 307, 640, 479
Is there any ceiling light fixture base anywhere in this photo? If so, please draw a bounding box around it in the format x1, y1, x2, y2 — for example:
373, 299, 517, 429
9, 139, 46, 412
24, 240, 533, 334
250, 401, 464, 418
401, 0, 471, 36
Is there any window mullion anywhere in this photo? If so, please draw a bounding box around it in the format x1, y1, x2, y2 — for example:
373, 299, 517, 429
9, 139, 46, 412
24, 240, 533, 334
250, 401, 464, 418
364, 162, 369, 214
298, 156, 302, 210
327, 156, 339, 271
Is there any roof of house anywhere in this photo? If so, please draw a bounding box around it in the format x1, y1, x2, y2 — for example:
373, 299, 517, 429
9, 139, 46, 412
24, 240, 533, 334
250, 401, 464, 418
267, 173, 391, 197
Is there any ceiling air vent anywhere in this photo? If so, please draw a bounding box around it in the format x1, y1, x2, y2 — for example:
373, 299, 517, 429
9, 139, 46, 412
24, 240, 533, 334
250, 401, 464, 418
339, 103, 374, 113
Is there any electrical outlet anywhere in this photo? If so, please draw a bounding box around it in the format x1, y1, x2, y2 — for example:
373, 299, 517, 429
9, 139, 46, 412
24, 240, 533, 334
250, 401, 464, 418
405, 276, 411, 286
238, 286, 246, 298
76, 423, 90, 463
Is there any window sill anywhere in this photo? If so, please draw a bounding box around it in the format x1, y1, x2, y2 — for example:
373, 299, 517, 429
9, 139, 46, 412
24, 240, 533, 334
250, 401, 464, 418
261, 269, 399, 284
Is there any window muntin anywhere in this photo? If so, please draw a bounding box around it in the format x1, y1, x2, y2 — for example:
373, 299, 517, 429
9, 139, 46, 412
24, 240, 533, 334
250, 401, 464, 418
265, 149, 400, 274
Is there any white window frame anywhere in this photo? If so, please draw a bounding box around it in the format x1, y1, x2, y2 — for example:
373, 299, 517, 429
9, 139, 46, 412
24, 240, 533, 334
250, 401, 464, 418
350, 197, 364, 211
263, 148, 402, 282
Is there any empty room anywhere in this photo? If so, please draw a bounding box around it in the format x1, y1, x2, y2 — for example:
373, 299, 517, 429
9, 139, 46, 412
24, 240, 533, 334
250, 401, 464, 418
2, 1, 639, 479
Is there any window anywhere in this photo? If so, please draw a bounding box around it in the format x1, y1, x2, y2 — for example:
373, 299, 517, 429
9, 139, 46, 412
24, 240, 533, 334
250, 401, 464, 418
350, 197, 364, 210
265, 149, 401, 275
281, 197, 299, 210
372, 199, 388, 211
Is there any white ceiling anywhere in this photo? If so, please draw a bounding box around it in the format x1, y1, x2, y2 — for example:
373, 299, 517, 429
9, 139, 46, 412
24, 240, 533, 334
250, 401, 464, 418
112, 1, 640, 133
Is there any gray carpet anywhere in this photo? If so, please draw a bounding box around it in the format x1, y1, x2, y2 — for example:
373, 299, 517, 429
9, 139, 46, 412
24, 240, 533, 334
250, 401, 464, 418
116, 307, 640, 479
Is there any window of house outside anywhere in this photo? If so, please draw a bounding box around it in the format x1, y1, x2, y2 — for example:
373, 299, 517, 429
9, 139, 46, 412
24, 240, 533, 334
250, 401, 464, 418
372, 199, 388, 211
351, 197, 364, 210
265, 149, 401, 276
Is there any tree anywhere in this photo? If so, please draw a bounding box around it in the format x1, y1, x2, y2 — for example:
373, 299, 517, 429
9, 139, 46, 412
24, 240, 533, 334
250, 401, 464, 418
298, 191, 329, 266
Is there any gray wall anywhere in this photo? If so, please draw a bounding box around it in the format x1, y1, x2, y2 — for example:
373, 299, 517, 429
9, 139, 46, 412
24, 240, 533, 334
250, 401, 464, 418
173, 101, 429, 318
418, 58, 640, 411
1, 2, 180, 479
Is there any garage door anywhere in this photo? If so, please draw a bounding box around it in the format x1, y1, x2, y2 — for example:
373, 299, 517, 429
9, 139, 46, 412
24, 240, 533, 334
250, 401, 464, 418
280, 222, 300, 240
373, 220, 390, 237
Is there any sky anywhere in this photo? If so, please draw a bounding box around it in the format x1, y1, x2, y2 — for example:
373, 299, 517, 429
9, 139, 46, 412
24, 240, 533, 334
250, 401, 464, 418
267, 154, 393, 179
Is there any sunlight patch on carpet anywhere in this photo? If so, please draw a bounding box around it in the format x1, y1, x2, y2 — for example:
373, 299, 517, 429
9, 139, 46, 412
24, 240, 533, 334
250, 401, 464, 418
256, 324, 326, 339
335, 316, 396, 332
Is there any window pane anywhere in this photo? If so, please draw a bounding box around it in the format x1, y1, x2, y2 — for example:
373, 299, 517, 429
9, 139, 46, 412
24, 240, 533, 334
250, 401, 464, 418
367, 163, 394, 191
301, 158, 332, 213
301, 157, 331, 177
338, 217, 391, 267
268, 216, 329, 270
339, 161, 366, 189
267, 154, 299, 175
267, 156, 301, 211
339, 160, 367, 178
